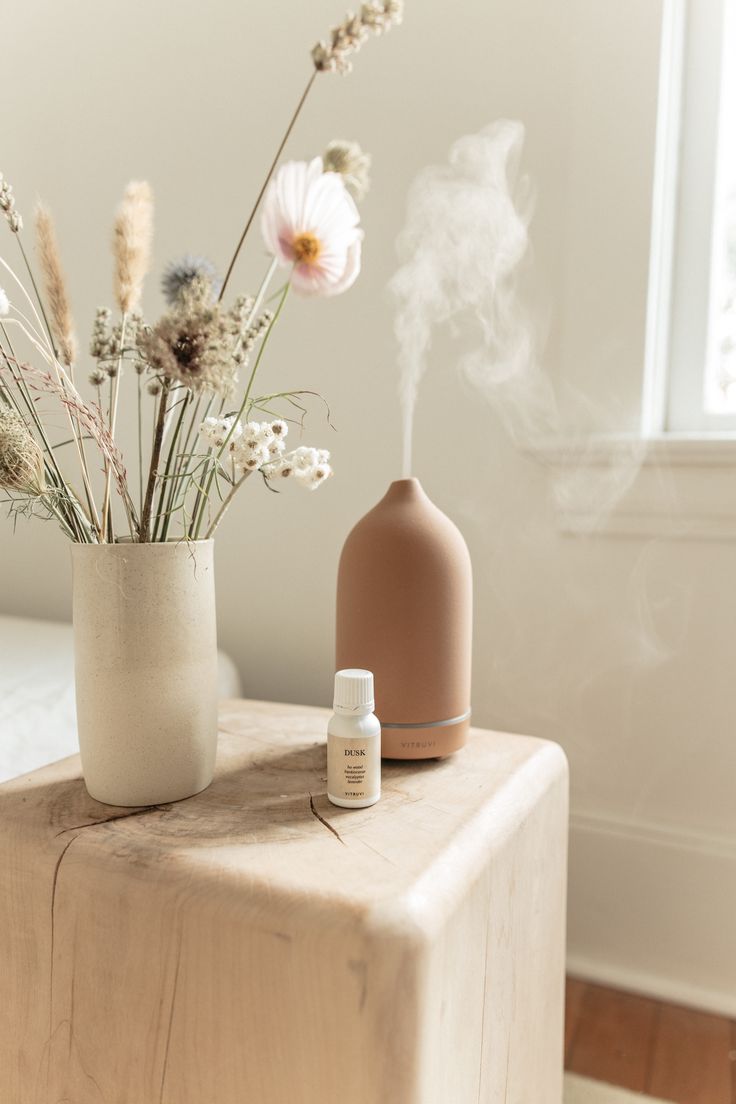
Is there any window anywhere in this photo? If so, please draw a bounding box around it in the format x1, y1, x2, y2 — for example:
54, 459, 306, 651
644, 0, 736, 434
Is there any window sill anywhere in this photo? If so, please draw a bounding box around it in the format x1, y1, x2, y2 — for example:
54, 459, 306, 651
523, 434, 736, 540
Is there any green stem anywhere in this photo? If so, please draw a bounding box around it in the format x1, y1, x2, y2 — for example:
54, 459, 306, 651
139, 380, 171, 542
15, 235, 58, 360
101, 314, 128, 542
137, 373, 144, 514
152, 389, 189, 541
161, 392, 209, 542
191, 282, 289, 539
218, 71, 316, 302
204, 471, 251, 539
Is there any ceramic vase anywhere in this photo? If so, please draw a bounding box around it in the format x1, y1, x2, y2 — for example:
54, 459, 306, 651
336, 477, 473, 759
71, 540, 218, 806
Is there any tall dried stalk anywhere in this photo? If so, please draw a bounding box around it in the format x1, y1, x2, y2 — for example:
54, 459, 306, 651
103, 182, 154, 539
113, 182, 153, 314
34, 203, 77, 368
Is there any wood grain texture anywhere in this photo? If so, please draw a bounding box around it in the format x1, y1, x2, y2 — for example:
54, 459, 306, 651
647, 1004, 733, 1103
0, 698, 568, 1104
566, 983, 659, 1092
565, 977, 588, 1062
565, 981, 736, 1103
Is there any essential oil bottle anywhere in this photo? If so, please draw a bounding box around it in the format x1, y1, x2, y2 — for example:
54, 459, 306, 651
327, 669, 381, 808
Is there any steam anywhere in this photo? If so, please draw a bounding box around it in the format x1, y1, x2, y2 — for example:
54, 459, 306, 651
389, 120, 644, 532
390, 120, 538, 476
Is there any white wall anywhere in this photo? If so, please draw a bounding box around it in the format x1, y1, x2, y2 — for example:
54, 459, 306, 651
3, 0, 734, 1011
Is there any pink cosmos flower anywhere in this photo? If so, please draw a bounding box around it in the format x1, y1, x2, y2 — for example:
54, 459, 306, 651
261, 158, 363, 297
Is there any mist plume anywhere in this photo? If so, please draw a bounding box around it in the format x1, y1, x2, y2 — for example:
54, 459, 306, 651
390, 120, 539, 476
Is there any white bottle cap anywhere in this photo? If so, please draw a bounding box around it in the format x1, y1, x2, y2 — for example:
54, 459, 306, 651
333, 669, 375, 715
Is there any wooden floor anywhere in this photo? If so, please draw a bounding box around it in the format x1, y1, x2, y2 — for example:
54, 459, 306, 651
565, 979, 736, 1102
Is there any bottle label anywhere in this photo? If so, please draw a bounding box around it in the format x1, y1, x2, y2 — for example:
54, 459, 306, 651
327, 735, 380, 802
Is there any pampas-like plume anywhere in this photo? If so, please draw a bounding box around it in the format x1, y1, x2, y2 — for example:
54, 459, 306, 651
34, 203, 77, 366
113, 181, 153, 314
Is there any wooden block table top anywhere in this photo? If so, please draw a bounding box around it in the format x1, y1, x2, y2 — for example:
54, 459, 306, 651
0, 699, 568, 1104
0, 698, 565, 916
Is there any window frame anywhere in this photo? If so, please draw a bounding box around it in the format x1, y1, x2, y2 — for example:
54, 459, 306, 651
643, 0, 736, 435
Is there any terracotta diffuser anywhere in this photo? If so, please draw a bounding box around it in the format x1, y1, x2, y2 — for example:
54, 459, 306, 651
336, 478, 472, 759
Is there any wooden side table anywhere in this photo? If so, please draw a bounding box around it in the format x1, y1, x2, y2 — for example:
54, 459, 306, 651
0, 699, 568, 1104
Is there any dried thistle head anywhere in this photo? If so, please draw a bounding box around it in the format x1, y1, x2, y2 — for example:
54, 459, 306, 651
138, 277, 237, 395
113, 181, 154, 314
312, 1, 403, 74
323, 139, 372, 200
0, 408, 46, 495
34, 202, 78, 366
0, 173, 23, 233
162, 255, 221, 306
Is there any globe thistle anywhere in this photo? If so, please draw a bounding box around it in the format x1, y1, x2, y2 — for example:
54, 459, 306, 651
138, 277, 237, 395
0, 408, 45, 496
162, 255, 222, 306
323, 140, 371, 201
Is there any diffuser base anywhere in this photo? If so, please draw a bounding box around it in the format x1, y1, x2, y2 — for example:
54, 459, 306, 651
380, 715, 470, 760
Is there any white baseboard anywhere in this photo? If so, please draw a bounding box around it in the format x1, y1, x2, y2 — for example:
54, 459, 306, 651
567, 810, 736, 1017
564, 1073, 667, 1103
565, 952, 736, 1019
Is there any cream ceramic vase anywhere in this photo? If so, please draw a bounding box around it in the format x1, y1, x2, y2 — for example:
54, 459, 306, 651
71, 540, 219, 806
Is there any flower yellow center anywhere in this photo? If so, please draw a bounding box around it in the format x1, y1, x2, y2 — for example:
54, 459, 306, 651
292, 232, 322, 266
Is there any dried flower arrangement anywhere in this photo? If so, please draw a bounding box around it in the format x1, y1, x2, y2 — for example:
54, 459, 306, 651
0, 2, 402, 544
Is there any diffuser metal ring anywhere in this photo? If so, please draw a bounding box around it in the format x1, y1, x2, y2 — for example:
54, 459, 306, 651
380, 710, 471, 730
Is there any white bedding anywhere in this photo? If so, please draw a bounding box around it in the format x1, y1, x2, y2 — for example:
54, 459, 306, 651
0, 614, 242, 783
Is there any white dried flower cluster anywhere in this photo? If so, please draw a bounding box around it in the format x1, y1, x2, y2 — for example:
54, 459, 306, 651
199, 414, 244, 450
271, 445, 333, 490
199, 416, 332, 489
200, 416, 285, 473
312, 1, 404, 75
0, 287, 9, 316
0, 173, 23, 233
323, 140, 371, 201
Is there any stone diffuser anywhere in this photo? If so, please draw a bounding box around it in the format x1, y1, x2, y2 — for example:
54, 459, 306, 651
336, 477, 472, 759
